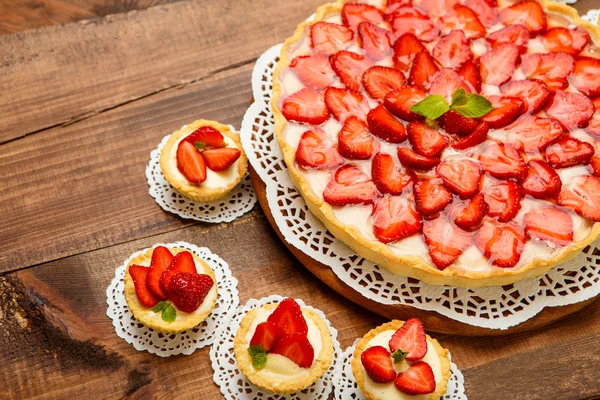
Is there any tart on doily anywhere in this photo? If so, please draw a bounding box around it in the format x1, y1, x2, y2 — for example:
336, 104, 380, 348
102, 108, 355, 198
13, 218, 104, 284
124, 246, 218, 333
272, 0, 600, 287
233, 298, 334, 394
352, 319, 450, 400
160, 119, 248, 202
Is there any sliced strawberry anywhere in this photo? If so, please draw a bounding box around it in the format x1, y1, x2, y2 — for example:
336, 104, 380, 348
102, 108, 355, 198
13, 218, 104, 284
479, 95, 524, 129
323, 164, 377, 206
585, 98, 600, 137
408, 51, 440, 90
418, 0, 459, 19
310, 21, 354, 55
358, 22, 392, 60
281, 88, 329, 125
546, 90, 594, 131
423, 216, 472, 269
452, 121, 489, 149
437, 159, 482, 197
457, 59, 481, 93
520, 160, 562, 199
464, 0, 498, 27
397, 148, 441, 171
407, 121, 449, 157
479, 141, 527, 181
272, 333, 314, 368
450, 193, 489, 230
524, 206, 574, 246
331, 50, 373, 92
432, 30, 472, 71
521, 53, 574, 91
160, 251, 197, 295
324, 87, 370, 122
545, 137, 595, 168
441, 4, 486, 40
479, 44, 519, 86
486, 24, 530, 54
504, 115, 562, 153
184, 126, 225, 148
393, 32, 426, 70
570, 57, 600, 97
388, 318, 427, 360
362, 66, 406, 99
429, 68, 471, 104
414, 179, 452, 216
146, 246, 173, 299
202, 148, 241, 172
542, 27, 590, 56
439, 110, 478, 136
384, 86, 427, 121
484, 180, 521, 222
250, 322, 285, 352
395, 361, 436, 395
177, 140, 207, 183
389, 8, 439, 42
475, 220, 526, 268
367, 105, 408, 143
289, 54, 335, 89
500, 80, 549, 114
267, 298, 309, 335
372, 195, 422, 243
342, 3, 384, 31
592, 154, 600, 176
338, 116, 379, 160
558, 175, 600, 221
295, 129, 343, 169
372, 153, 415, 195
129, 265, 160, 308
360, 346, 396, 383
499, 0, 547, 35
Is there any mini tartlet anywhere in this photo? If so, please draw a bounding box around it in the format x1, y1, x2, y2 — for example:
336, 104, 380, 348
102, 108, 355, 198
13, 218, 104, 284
233, 298, 334, 394
352, 319, 450, 400
159, 119, 248, 202
124, 246, 218, 333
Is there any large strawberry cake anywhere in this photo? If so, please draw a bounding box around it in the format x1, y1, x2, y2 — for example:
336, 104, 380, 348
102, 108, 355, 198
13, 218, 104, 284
272, 0, 600, 287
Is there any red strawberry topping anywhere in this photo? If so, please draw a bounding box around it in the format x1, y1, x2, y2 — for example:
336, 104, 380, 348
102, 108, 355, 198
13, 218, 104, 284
388, 318, 427, 360
499, 0, 547, 35
450, 193, 489, 230
524, 206, 574, 246
407, 121, 449, 157
146, 246, 174, 299
393, 32, 426, 70
295, 129, 343, 169
177, 140, 207, 183
358, 22, 393, 60
310, 21, 354, 55
384, 86, 427, 122
184, 126, 225, 148
479, 43, 519, 86
395, 361, 436, 395
486, 24, 530, 54
389, 8, 439, 42
439, 110, 478, 136
331, 50, 373, 91
160, 251, 198, 295
545, 90, 594, 131
458, 59, 482, 93
129, 265, 160, 308
414, 179, 452, 216
520, 160, 562, 199
250, 322, 285, 352
372, 195, 422, 243
545, 137, 595, 168
499, 80, 549, 114
272, 333, 315, 368
408, 51, 440, 90
323, 164, 377, 206
342, 3, 384, 31
168, 272, 214, 313
585, 98, 600, 137
570, 57, 600, 97
418, 0, 459, 19
202, 148, 241, 172
338, 116, 380, 160
503, 115, 563, 153
281, 88, 330, 125
479, 95, 525, 129
362, 66, 406, 99
372, 153, 415, 195
464, 0, 498, 27
441, 4, 486, 40
429, 68, 471, 104
521, 52, 574, 91
267, 298, 309, 335
479, 141, 527, 181
484, 180, 521, 222
367, 105, 408, 143
542, 27, 590, 56
558, 176, 600, 221
360, 346, 396, 383
437, 159, 482, 197
397, 147, 441, 170
289, 54, 335, 89
325, 87, 370, 122
432, 30, 472, 70
475, 220, 526, 268
423, 216, 472, 269
452, 121, 489, 149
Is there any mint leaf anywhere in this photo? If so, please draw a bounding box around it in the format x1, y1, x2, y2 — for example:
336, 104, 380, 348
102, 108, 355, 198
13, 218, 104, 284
161, 304, 177, 323
391, 349, 408, 364
410, 95, 450, 120
450, 90, 493, 118
248, 345, 267, 370
194, 141, 206, 150
151, 301, 168, 313
451, 88, 467, 106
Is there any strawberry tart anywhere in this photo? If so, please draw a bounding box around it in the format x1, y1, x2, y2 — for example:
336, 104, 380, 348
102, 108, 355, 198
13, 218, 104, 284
272, 0, 600, 287
124, 245, 217, 333
160, 119, 248, 202
233, 298, 334, 394
352, 318, 450, 399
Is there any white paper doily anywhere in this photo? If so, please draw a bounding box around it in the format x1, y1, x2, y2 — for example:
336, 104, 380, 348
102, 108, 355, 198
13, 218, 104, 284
240, 43, 600, 330
106, 242, 239, 356
210, 295, 342, 400
146, 128, 256, 223
582, 9, 600, 25
333, 341, 467, 400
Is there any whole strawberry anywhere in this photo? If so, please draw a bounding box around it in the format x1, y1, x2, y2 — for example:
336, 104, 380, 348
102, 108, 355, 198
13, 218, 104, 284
168, 272, 214, 313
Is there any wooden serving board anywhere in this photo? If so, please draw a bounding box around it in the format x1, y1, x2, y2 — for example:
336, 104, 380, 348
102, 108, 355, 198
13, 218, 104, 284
250, 167, 598, 336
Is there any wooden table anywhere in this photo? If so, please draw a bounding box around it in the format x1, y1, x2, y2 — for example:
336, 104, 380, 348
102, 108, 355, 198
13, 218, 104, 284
1, 1, 600, 399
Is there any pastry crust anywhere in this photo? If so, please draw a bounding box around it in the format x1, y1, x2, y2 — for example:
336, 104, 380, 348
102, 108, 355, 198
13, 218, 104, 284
271, 0, 600, 288
159, 119, 248, 202
233, 303, 334, 394
123, 246, 218, 333
351, 320, 451, 400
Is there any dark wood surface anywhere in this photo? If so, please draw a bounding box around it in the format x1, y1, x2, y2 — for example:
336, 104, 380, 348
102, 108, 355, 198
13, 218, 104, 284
1, 1, 600, 399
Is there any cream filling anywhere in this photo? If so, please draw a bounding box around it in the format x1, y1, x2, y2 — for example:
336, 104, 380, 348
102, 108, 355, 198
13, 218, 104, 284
362, 330, 442, 400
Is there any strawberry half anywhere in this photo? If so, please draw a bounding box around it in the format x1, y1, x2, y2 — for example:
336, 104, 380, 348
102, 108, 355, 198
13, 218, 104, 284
499, 0, 547, 35
250, 322, 285, 352
441, 4, 486, 40
545, 137, 595, 168
500, 80, 549, 114
358, 22, 393, 60
372, 195, 422, 243
393, 32, 426, 71
267, 298, 309, 335
202, 148, 241, 172
570, 57, 600, 97
184, 126, 225, 148
310, 21, 354, 55
389, 8, 439, 42
429, 68, 471, 104
545, 90, 594, 131
281, 88, 330, 125
388, 318, 427, 360
478, 141, 527, 181
458, 59, 481, 93
407, 121, 449, 157
558, 176, 600, 221
362, 66, 406, 99
338, 116, 380, 160
372, 153, 415, 195
450, 193, 489, 230
395, 361, 436, 395
503, 115, 562, 153
524, 206, 574, 246
360, 346, 396, 383
424, 215, 473, 269
414, 179, 453, 216
521, 53, 574, 91
323, 164, 377, 206
464, 0, 498, 27
331, 50, 373, 92
475, 220, 526, 268
342, 3, 384, 31
295, 129, 343, 169
439, 110, 478, 136
452, 121, 489, 149
479, 95, 524, 129
289, 54, 335, 89
520, 160, 562, 199
129, 265, 160, 308
486, 24, 530, 54
177, 140, 207, 183
484, 180, 521, 222
325, 87, 370, 122
432, 30, 472, 72
160, 251, 198, 295
146, 246, 174, 299
408, 51, 440, 91
272, 333, 315, 368
397, 148, 441, 170
384, 86, 427, 122
542, 27, 590, 56
437, 159, 482, 198
168, 272, 214, 313
367, 105, 408, 143
479, 43, 519, 86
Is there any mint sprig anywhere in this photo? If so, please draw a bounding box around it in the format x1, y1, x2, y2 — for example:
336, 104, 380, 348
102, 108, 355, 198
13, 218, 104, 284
150, 301, 177, 323
391, 349, 409, 364
248, 345, 268, 369
410, 94, 449, 120
410, 89, 493, 120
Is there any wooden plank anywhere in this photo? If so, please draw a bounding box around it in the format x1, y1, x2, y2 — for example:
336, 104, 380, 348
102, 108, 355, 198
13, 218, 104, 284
0, 0, 325, 143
